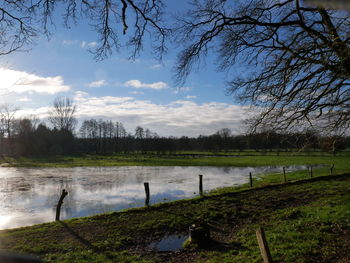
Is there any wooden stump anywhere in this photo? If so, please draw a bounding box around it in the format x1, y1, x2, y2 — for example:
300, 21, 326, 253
55, 189, 68, 221
189, 223, 210, 246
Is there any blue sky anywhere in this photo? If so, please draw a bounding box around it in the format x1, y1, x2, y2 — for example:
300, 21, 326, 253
0, 2, 250, 137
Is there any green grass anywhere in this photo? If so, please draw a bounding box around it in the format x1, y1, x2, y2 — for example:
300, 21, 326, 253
201, 180, 350, 263
1, 151, 349, 168
0, 174, 349, 263
0, 152, 349, 262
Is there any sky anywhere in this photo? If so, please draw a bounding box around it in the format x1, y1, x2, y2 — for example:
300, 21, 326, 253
0, 1, 251, 137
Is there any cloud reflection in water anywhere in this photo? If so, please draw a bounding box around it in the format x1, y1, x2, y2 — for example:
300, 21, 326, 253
0, 165, 308, 229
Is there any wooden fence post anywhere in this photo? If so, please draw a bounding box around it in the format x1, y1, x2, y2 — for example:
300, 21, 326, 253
309, 166, 313, 178
283, 167, 286, 183
256, 227, 273, 263
249, 172, 253, 187
199, 174, 203, 195
144, 182, 150, 206
55, 189, 68, 221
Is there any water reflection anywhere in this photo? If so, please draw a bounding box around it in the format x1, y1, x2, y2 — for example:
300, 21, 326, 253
0, 165, 308, 230
149, 234, 187, 251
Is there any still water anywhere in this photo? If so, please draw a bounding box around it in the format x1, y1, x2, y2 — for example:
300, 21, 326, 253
0, 165, 308, 229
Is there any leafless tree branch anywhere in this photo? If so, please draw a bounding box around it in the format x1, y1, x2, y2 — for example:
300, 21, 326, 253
174, 0, 350, 134
0, 0, 168, 60
48, 97, 77, 132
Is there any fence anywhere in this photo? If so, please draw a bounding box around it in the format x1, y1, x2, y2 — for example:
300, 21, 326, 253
55, 164, 336, 221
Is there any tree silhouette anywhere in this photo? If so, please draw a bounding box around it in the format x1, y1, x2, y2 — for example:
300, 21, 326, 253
49, 97, 77, 132
174, 0, 350, 133
0, 104, 18, 138
0, 0, 167, 59
1, 1, 349, 133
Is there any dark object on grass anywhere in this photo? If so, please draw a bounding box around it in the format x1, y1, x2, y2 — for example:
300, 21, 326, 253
189, 223, 210, 247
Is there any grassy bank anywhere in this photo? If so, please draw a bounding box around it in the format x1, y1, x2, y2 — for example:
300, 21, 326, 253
0, 173, 349, 262
1, 152, 350, 170
1, 153, 350, 186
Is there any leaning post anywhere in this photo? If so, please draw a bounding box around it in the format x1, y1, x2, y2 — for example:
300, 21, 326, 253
256, 227, 273, 263
55, 189, 68, 221
144, 182, 150, 206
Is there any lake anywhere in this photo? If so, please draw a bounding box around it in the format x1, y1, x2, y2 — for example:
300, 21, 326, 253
0, 165, 308, 229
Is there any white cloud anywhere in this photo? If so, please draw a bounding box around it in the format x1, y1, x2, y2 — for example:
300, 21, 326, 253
67, 93, 250, 136
75, 91, 89, 98
87, 80, 107, 88
62, 40, 78, 46
150, 63, 163, 69
16, 106, 51, 119
124, 80, 168, 90
0, 68, 70, 95
173, 86, 192, 94
81, 41, 97, 48
14, 92, 251, 136
17, 97, 32, 102
185, 95, 197, 99
74, 92, 133, 106
129, 91, 144, 95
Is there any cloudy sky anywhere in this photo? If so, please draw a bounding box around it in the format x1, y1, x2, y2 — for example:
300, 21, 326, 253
0, 2, 251, 137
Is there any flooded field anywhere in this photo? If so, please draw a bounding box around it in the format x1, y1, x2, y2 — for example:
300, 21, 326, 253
0, 165, 309, 229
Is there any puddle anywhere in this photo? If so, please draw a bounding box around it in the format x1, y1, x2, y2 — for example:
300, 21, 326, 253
149, 234, 187, 252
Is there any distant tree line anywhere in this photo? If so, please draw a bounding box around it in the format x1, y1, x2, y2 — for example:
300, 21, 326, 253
0, 97, 348, 157
0, 113, 349, 157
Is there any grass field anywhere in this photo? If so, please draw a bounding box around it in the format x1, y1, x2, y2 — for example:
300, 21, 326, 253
1, 151, 350, 171
0, 174, 349, 262
0, 151, 349, 262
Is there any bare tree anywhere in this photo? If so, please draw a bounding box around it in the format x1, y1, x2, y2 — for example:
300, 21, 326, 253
115, 121, 126, 138
2, 1, 349, 134
0, 104, 19, 138
134, 126, 144, 139
0, 0, 167, 60
174, 0, 350, 134
216, 128, 232, 139
49, 97, 77, 132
